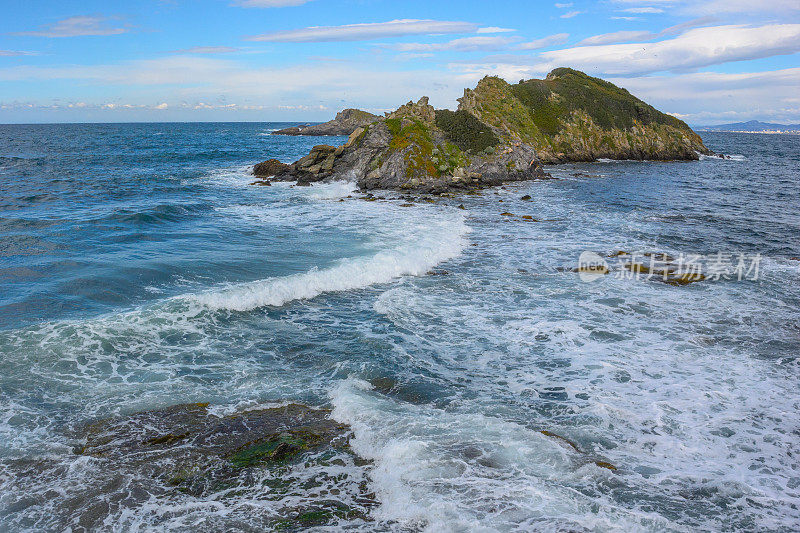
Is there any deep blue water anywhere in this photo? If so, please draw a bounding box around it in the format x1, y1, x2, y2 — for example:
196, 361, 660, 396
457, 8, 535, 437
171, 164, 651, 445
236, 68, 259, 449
0, 124, 799, 531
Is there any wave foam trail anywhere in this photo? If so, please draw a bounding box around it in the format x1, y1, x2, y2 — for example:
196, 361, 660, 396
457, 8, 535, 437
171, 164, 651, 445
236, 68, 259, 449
699, 153, 747, 161
191, 211, 470, 312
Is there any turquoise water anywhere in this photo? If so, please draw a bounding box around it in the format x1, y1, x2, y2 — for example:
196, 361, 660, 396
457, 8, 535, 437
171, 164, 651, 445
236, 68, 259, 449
0, 124, 799, 531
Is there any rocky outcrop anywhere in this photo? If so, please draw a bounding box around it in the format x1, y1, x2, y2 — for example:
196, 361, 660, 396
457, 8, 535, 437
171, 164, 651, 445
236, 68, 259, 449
264, 96, 548, 193
459, 68, 711, 162
272, 108, 379, 136
254, 158, 291, 177
255, 68, 711, 191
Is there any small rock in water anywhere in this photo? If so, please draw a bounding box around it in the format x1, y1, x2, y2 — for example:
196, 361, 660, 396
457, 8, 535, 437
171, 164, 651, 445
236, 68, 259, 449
500, 212, 514, 216
521, 195, 532, 200
663, 272, 706, 286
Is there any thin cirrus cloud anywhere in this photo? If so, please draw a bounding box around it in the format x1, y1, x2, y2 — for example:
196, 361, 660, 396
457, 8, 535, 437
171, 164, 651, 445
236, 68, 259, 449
577, 30, 655, 46
170, 46, 240, 54
233, 0, 314, 6
621, 7, 665, 13
0, 50, 38, 56
560, 11, 583, 19
13, 16, 129, 38
576, 17, 717, 46
247, 19, 488, 42
518, 33, 570, 50
391, 36, 519, 53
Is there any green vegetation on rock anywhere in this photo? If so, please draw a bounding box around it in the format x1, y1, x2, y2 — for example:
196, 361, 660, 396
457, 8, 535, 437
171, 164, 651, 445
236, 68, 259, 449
511, 67, 691, 135
458, 76, 546, 146
434, 109, 499, 153
228, 432, 320, 468
457, 68, 709, 162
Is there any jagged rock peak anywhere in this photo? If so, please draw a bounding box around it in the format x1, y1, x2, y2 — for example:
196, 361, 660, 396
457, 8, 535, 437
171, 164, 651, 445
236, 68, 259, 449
386, 96, 435, 123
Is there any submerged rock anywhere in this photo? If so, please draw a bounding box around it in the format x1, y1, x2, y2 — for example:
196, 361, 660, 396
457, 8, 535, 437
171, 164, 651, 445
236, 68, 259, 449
272, 108, 379, 136
62, 402, 376, 529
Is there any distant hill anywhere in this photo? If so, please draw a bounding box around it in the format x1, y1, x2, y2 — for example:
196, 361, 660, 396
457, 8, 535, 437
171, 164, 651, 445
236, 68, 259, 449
698, 120, 800, 132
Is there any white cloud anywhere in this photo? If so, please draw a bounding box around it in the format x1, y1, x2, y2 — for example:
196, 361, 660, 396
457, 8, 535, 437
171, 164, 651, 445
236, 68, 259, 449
248, 19, 479, 42
692, 0, 800, 14
477, 27, 516, 34
0, 55, 480, 114
658, 16, 717, 36
537, 24, 800, 75
234, 0, 314, 5
169, 46, 239, 54
14, 16, 129, 38
554, 3, 573, 7
517, 33, 570, 50
391, 36, 518, 53
577, 17, 717, 47
154, 103, 168, 109
610, 68, 800, 123
577, 30, 654, 46
560, 10, 583, 18
612, 0, 800, 14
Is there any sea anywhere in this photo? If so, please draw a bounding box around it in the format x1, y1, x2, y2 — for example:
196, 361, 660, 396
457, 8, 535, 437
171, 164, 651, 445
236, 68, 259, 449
0, 123, 798, 532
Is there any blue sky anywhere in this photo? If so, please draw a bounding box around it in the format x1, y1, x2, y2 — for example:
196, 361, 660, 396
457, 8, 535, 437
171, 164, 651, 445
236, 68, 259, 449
1, 0, 799, 124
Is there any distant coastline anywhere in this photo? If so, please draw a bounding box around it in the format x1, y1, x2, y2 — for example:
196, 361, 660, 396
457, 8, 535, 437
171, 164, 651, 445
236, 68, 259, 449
698, 130, 800, 135
697, 120, 800, 134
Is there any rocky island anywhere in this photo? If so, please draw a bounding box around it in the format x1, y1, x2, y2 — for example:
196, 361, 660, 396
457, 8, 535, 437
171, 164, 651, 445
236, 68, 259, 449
272, 108, 379, 136
254, 68, 711, 192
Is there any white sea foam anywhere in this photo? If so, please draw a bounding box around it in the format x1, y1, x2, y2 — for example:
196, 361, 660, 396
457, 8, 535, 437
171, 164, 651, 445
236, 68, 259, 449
699, 153, 747, 161
191, 211, 469, 312
198, 165, 257, 188
330, 378, 668, 532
